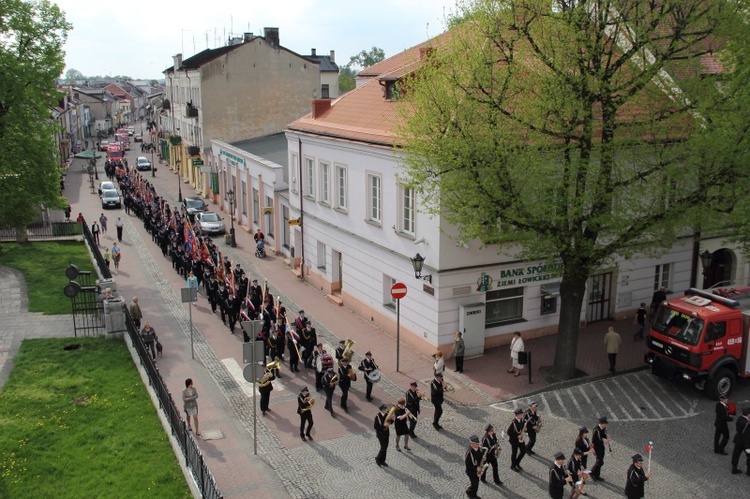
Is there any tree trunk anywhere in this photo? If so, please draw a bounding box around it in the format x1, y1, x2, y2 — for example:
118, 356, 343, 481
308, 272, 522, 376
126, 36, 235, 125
14, 223, 27, 243
552, 272, 588, 380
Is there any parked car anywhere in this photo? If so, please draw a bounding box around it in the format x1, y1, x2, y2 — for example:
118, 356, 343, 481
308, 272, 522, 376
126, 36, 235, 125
195, 212, 226, 235
101, 189, 121, 209
134, 133, 143, 142
98, 181, 116, 195
99, 140, 110, 151
127, 127, 135, 136
182, 196, 208, 221
136, 156, 151, 171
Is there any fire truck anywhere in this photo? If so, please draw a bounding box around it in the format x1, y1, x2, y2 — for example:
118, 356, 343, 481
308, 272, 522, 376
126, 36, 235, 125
645, 287, 750, 399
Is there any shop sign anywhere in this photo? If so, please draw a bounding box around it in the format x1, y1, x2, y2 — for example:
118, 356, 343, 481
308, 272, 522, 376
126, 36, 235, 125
477, 262, 563, 291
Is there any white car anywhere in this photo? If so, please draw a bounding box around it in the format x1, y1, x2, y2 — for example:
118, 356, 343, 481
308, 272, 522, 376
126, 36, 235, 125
127, 127, 135, 136
195, 212, 226, 235
98, 181, 116, 195
101, 189, 121, 209
136, 156, 152, 171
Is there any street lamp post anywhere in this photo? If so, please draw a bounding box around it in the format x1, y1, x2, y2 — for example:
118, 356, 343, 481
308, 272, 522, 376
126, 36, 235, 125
227, 189, 236, 247
176, 159, 182, 202
91, 144, 99, 180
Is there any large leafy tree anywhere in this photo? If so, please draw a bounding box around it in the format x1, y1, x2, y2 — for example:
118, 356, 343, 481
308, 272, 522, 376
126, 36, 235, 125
0, 0, 71, 234
399, 0, 750, 379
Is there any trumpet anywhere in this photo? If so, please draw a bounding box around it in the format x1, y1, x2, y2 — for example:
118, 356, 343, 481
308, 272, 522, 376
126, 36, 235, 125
418, 390, 430, 402
341, 338, 355, 361
443, 382, 455, 392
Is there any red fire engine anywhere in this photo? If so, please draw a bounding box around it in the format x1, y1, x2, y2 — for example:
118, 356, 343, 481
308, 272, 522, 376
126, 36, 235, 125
645, 287, 750, 399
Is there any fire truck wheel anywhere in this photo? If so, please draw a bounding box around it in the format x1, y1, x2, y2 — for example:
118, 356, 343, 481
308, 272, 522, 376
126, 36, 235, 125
707, 368, 735, 400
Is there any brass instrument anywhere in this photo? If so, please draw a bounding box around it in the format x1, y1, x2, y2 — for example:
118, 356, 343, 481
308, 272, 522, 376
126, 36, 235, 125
348, 368, 357, 381
300, 397, 315, 413
477, 446, 490, 478
266, 357, 282, 371
407, 410, 418, 422
418, 390, 430, 403
329, 374, 339, 385
443, 381, 455, 392
341, 338, 355, 361
384, 405, 397, 427
257, 370, 274, 388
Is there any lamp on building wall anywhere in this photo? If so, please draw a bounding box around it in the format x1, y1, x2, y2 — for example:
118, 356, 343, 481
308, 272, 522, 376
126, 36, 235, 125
410, 253, 432, 284
700, 250, 713, 276
176, 159, 182, 202
227, 189, 236, 247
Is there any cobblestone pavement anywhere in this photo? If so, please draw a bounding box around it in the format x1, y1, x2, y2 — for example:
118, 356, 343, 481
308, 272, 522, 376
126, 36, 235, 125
5, 146, 748, 498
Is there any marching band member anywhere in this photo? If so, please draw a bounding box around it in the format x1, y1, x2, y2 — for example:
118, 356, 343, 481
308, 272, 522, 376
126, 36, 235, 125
301, 322, 317, 369
549, 452, 572, 499
405, 382, 421, 439
590, 416, 611, 481
268, 329, 283, 379
394, 398, 411, 452
374, 404, 392, 467
566, 448, 587, 499
625, 454, 650, 499
524, 401, 541, 455
258, 368, 275, 416
287, 326, 301, 373
335, 339, 346, 366
322, 367, 338, 417
431, 372, 445, 430
465, 435, 484, 499
313, 344, 325, 391
481, 424, 502, 485
297, 387, 314, 441
574, 427, 594, 470
338, 358, 353, 413
507, 408, 527, 472
360, 351, 378, 401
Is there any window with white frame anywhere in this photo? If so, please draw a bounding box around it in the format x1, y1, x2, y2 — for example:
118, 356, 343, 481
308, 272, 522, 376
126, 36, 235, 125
290, 153, 298, 193
305, 157, 315, 199
400, 185, 415, 236
654, 263, 671, 290
485, 287, 524, 326
319, 161, 330, 204
367, 173, 382, 224
335, 165, 347, 210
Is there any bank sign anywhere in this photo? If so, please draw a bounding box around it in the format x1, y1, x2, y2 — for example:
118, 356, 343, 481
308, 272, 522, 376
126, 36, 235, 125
477, 262, 562, 291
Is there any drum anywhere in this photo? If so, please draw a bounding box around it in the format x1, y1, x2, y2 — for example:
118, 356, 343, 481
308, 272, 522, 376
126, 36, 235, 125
366, 369, 382, 383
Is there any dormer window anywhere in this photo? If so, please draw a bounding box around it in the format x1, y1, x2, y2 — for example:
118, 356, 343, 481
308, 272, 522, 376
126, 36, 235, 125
380, 77, 403, 101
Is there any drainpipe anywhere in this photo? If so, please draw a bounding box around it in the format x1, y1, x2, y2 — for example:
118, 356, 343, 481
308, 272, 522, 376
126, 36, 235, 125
298, 137, 305, 281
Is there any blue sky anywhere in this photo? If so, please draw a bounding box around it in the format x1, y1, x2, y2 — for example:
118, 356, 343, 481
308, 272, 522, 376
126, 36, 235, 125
54, 0, 458, 80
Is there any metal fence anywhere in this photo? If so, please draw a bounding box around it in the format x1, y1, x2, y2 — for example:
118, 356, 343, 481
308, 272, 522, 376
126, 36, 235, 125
0, 221, 83, 241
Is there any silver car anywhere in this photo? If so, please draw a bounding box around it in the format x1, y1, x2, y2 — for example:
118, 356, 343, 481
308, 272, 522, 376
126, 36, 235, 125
195, 212, 226, 235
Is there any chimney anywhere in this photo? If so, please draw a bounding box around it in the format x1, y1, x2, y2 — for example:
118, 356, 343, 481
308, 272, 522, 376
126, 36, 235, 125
312, 99, 331, 119
244, 32, 253, 43
264, 27, 280, 48
329, 50, 335, 63
173, 53, 183, 70
311, 48, 317, 56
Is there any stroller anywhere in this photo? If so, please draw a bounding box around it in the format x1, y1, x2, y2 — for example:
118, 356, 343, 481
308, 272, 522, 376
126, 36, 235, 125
255, 239, 266, 258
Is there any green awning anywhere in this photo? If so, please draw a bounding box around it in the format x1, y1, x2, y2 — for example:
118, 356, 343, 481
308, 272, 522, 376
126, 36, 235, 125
73, 150, 103, 159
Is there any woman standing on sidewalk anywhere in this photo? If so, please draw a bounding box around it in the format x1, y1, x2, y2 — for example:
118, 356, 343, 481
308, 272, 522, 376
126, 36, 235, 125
509, 331, 525, 377
182, 378, 200, 436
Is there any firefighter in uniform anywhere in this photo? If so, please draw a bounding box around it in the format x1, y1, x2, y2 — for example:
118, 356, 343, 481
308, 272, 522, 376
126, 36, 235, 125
523, 401, 541, 455
507, 408, 527, 472
625, 453, 650, 499
481, 424, 502, 485
465, 435, 484, 499
374, 404, 391, 467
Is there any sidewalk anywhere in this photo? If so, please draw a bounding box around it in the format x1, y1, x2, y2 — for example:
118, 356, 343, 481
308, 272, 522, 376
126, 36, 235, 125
10, 146, 651, 498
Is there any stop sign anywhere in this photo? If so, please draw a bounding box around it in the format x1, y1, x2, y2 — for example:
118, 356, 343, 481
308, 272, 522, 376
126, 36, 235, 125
391, 282, 407, 300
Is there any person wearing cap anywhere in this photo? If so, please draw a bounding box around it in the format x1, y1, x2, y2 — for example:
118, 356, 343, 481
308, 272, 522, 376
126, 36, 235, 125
714, 395, 733, 455
567, 448, 587, 499
625, 453, 650, 498
574, 426, 594, 470
374, 404, 392, 467
360, 351, 378, 401
405, 382, 422, 438
335, 340, 346, 366
322, 367, 338, 417
481, 424, 502, 485
294, 309, 309, 331
297, 387, 314, 441
549, 452, 571, 499
731, 406, 750, 474
590, 417, 611, 481
431, 372, 445, 430
338, 358, 353, 413
313, 344, 325, 391
507, 408, 527, 472
394, 398, 412, 451
302, 322, 317, 369
465, 435, 484, 499
524, 402, 542, 455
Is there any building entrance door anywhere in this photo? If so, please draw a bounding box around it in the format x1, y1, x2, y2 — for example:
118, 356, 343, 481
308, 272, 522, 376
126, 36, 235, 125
587, 272, 613, 322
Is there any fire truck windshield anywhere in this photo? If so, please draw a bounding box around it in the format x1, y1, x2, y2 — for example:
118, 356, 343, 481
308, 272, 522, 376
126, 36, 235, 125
652, 307, 704, 346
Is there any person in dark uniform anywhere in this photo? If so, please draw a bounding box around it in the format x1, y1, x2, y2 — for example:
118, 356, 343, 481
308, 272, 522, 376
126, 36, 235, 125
731, 407, 750, 474
465, 435, 484, 499
323, 367, 337, 417
567, 448, 587, 499
590, 416, 610, 481
714, 395, 733, 454
258, 368, 275, 416
394, 398, 411, 452
650, 286, 667, 320
360, 351, 378, 401
287, 327, 301, 373
313, 344, 325, 391
507, 408, 527, 472
338, 358, 353, 413
549, 452, 571, 499
297, 387, 314, 441
218, 283, 229, 325
574, 426, 594, 470
405, 382, 421, 438
226, 293, 239, 333
302, 322, 317, 369
523, 401, 541, 455
335, 339, 346, 366
374, 404, 392, 467
431, 372, 445, 430
625, 453, 650, 499
481, 424, 502, 485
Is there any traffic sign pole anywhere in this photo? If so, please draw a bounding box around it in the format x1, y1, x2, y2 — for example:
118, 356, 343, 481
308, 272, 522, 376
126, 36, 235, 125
390, 282, 407, 373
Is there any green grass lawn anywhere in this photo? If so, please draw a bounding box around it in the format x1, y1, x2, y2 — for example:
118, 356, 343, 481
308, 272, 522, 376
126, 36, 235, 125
0, 337, 190, 498
0, 241, 96, 314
